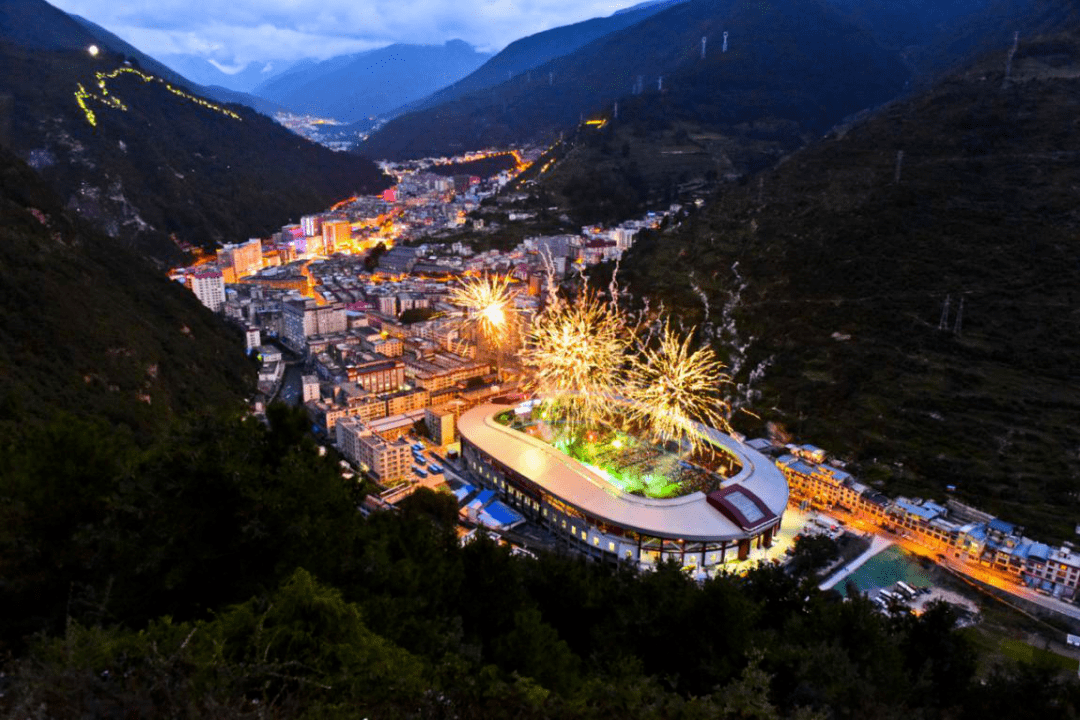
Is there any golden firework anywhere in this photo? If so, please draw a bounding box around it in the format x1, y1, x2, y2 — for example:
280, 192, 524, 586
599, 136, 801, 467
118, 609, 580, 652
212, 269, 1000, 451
448, 274, 521, 351
625, 321, 732, 454
523, 289, 629, 431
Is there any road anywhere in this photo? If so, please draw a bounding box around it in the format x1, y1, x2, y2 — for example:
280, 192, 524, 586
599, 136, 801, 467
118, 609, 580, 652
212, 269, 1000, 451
813, 505, 1080, 623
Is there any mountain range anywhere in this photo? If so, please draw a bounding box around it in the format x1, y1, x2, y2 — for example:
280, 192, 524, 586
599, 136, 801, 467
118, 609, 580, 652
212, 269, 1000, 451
158, 54, 287, 94
393, 0, 689, 118
0, 0, 389, 263
359, 0, 910, 160
250, 40, 492, 123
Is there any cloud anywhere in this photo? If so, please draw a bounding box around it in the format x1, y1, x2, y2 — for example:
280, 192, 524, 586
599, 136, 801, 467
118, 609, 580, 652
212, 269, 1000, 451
47, 0, 638, 63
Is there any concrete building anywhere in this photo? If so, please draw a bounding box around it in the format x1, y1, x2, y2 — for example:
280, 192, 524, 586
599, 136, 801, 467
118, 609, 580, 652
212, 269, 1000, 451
322, 220, 352, 253
405, 354, 490, 392
216, 239, 262, 283
337, 417, 412, 485
244, 326, 261, 353
301, 374, 321, 403
301, 215, 323, 238
425, 405, 457, 446
282, 298, 347, 352
190, 271, 225, 312
348, 359, 405, 394
386, 387, 430, 416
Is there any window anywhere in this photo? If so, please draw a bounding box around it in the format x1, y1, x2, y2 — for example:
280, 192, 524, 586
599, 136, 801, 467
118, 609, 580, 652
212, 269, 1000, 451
609, 542, 616, 552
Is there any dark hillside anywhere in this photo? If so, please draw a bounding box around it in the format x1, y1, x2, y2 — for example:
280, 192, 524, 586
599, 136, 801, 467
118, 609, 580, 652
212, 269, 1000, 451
0, 0, 390, 264
399, 0, 688, 116
827, 0, 1080, 84
621, 32, 1080, 537
360, 0, 908, 161
0, 145, 252, 434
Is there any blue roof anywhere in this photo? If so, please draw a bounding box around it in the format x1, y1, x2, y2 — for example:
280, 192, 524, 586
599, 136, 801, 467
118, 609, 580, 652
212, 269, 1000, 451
474, 489, 496, 507
482, 501, 524, 527
826, 467, 853, 483
989, 518, 1017, 534
965, 525, 988, 543
895, 498, 942, 521
452, 484, 476, 504
777, 456, 817, 476
1027, 542, 1051, 561
923, 501, 949, 516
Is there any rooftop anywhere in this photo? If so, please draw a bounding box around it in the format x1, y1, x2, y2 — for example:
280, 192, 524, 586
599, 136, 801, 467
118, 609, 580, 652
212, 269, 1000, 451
458, 401, 788, 542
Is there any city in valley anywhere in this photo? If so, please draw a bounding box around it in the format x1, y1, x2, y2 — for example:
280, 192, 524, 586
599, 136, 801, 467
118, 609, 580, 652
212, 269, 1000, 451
171, 144, 1080, 631
6, 0, 1080, 714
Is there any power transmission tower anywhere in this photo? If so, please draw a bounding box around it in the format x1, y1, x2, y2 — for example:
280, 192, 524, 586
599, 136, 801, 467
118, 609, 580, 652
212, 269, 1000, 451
1003, 31, 1020, 86
723, 31, 729, 53
939, 294, 951, 330
658, 76, 663, 92
894, 150, 904, 184
701, 36, 707, 60
953, 297, 964, 336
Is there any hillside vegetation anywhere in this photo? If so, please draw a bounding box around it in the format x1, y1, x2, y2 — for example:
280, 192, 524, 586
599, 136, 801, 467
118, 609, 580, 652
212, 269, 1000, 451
0, 145, 253, 435
621, 32, 1080, 538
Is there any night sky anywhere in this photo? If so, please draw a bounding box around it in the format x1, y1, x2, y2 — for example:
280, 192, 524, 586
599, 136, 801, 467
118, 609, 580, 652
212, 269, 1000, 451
47, 0, 649, 68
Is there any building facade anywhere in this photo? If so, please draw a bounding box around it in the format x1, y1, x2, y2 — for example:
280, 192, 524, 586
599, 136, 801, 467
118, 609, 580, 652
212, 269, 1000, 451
459, 400, 788, 571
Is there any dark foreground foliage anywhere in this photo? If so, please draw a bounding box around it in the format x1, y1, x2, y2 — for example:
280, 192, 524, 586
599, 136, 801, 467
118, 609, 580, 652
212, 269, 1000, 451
3, 404, 1078, 719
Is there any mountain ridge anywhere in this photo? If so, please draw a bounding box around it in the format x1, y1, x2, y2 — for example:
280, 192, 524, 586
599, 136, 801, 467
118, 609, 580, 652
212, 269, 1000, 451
0, 0, 390, 263
394, 0, 690, 119
252, 40, 492, 123
360, 0, 909, 160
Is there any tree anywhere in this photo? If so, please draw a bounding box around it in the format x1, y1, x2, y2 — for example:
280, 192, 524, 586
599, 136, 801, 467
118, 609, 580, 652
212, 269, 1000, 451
788, 534, 840, 577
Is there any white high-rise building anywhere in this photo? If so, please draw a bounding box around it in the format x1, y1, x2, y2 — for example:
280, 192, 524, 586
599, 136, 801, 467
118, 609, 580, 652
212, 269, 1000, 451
190, 271, 225, 312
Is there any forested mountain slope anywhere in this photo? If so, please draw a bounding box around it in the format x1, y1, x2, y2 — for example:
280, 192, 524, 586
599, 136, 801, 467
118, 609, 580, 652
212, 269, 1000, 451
622, 31, 1080, 536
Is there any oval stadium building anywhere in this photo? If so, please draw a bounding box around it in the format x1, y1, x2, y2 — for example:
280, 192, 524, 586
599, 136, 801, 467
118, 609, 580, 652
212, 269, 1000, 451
458, 398, 789, 570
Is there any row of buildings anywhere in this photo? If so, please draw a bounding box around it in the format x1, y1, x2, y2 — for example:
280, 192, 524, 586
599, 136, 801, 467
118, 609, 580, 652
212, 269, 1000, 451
773, 444, 1080, 601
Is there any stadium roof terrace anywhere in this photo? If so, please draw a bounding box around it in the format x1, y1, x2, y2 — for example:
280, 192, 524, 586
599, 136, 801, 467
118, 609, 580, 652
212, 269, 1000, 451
458, 401, 788, 543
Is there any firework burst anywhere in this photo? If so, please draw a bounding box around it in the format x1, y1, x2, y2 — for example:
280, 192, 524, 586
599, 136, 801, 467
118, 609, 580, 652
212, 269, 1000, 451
448, 274, 521, 352
523, 289, 629, 432
625, 321, 732, 454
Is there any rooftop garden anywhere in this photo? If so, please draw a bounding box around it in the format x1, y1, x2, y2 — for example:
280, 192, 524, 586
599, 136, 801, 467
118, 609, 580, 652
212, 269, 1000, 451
495, 401, 741, 499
